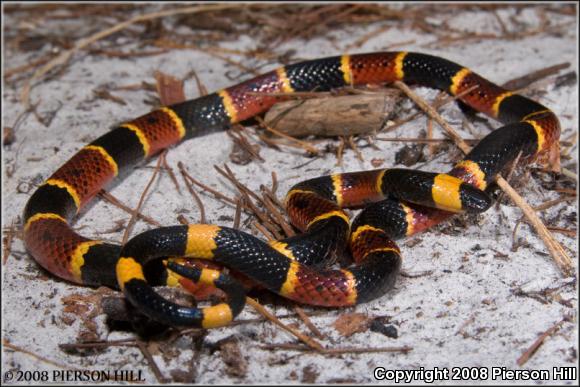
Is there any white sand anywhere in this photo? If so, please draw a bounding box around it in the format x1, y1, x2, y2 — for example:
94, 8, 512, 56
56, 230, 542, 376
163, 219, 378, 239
2, 5, 577, 385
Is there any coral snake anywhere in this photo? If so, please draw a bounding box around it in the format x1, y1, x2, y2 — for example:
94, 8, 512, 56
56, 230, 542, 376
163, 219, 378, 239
23, 52, 560, 329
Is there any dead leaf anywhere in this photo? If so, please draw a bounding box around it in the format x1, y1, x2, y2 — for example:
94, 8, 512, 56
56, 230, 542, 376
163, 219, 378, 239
333, 313, 371, 337
154, 71, 186, 106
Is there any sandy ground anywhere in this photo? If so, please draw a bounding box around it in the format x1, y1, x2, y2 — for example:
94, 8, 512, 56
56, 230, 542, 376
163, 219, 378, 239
2, 4, 578, 385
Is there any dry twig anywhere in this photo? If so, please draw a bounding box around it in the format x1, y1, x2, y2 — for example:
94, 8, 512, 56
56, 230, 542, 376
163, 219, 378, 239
246, 297, 325, 352
136, 340, 168, 383
21, 4, 245, 107
294, 306, 325, 339
4, 339, 82, 370
516, 315, 572, 366
121, 152, 166, 244
98, 191, 162, 227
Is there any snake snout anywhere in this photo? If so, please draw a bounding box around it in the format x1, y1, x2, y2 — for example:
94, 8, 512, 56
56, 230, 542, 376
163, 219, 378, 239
460, 184, 493, 213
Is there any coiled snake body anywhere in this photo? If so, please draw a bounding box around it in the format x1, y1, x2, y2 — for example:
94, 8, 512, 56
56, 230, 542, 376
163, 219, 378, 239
23, 52, 560, 328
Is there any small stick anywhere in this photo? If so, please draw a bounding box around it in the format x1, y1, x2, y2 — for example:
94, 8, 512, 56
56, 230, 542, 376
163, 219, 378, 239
160, 156, 182, 194
393, 82, 468, 148
399, 269, 434, 278
216, 164, 262, 204
246, 91, 331, 98
293, 306, 325, 339
122, 152, 165, 244
260, 191, 295, 237
259, 342, 413, 355
4, 339, 82, 370
496, 179, 572, 275
271, 171, 279, 195
511, 218, 525, 252
179, 163, 259, 227
214, 166, 283, 238
347, 135, 364, 162
179, 166, 207, 224
59, 338, 138, 350
560, 167, 577, 181
516, 315, 571, 366
227, 126, 264, 162
256, 131, 285, 150
532, 196, 576, 212
246, 196, 283, 240
492, 10, 509, 35
178, 162, 237, 206
375, 137, 479, 144
546, 227, 576, 237
93, 89, 127, 106
336, 137, 345, 166
177, 215, 189, 225
322, 345, 413, 355
89, 48, 169, 59
553, 188, 576, 196
188, 68, 208, 97
261, 185, 295, 237
255, 116, 319, 155
501, 62, 570, 90
136, 340, 168, 383
262, 184, 286, 211
380, 84, 480, 133
21, 3, 245, 107
560, 137, 577, 158
494, 151, 523, 209
393, 81, 573, 276
4, 55, 52, 79
98, 190, 162, 227
428, 92, 449, 156
245, 297, 325, 352
427, 117, 435, 156
252, 221, 276, 241
223, 165, 283, 219
245, 196, 283, 239
233, 197, 243, 230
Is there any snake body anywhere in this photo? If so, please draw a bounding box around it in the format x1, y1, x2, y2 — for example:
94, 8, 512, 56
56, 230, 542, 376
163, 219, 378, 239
23, 52, 560, 328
